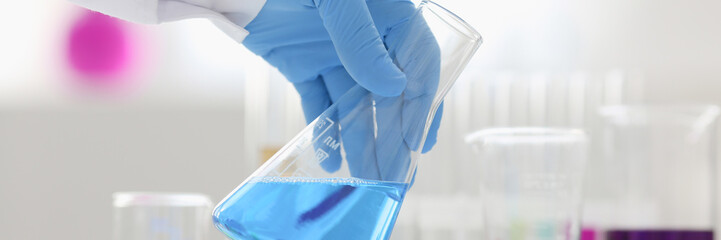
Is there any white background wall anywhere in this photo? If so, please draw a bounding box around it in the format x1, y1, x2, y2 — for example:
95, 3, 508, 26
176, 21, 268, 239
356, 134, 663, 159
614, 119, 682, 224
1, 0, 720, 239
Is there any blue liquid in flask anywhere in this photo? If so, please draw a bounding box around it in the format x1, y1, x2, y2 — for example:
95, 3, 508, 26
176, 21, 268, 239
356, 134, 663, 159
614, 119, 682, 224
213, 177, 408, 240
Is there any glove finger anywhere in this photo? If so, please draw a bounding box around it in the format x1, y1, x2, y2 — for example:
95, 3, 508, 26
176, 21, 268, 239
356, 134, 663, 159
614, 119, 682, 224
313, 0, 407, 97
383, 8, 442, 153
322, 66, 357, 102
293, 77, 332, 123
292, 77, 342, 173
422, 102, 443, 153
321, 67, 380, 179
373, 95, 411, 182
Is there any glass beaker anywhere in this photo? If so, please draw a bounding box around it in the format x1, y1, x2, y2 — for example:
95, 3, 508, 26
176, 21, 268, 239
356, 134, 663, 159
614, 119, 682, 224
113, 192, 213, 240
212, 1, 482, 239
595, 105, 719, 240
466, 128, 588, 240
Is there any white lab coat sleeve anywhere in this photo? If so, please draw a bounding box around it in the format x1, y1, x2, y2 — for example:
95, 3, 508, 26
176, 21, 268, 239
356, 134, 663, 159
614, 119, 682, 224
67, 0, 266, 43
68, 0, 161, 24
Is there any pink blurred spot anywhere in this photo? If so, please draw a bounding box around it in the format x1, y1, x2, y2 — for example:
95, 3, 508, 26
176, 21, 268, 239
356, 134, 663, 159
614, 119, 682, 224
66, 10, 133, 87
581, 227, 596, 240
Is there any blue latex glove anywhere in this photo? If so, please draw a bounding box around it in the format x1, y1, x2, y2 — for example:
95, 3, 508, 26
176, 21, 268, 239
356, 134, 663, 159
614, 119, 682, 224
230, 0, 442, 181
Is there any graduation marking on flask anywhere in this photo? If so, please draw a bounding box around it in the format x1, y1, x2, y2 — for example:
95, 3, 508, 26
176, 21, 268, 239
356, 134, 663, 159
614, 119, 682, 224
323, 136, 341, 150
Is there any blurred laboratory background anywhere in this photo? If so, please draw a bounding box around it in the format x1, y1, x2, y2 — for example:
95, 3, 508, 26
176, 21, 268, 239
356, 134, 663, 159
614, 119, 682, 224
1, 0, 721, 239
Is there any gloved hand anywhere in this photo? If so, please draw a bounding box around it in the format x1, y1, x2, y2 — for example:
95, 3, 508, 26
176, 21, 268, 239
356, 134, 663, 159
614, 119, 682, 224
229, 0, 442, 181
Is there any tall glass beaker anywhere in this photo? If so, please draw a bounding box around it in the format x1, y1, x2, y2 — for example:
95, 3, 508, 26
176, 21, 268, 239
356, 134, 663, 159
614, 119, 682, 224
113, 192, 213, 240
466, 128, 588, 240
596, 105, 719, 240
212, 1, 482, 239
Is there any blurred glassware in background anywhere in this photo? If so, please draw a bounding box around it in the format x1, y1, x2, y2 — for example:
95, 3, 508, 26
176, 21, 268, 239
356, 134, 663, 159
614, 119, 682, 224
586, 105, 719, 240
466, 128, 588, 240
388, 70, 643, 240
113, 192, 213, 240
417, 69, 644, 194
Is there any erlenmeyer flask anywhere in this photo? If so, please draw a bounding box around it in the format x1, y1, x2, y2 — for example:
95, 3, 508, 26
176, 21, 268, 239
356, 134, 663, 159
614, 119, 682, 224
213, 1, 482, 239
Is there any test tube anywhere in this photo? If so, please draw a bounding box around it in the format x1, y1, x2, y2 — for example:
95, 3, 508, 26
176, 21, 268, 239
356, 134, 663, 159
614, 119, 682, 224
466, 128, 587, 240
113, 192, 213, 240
